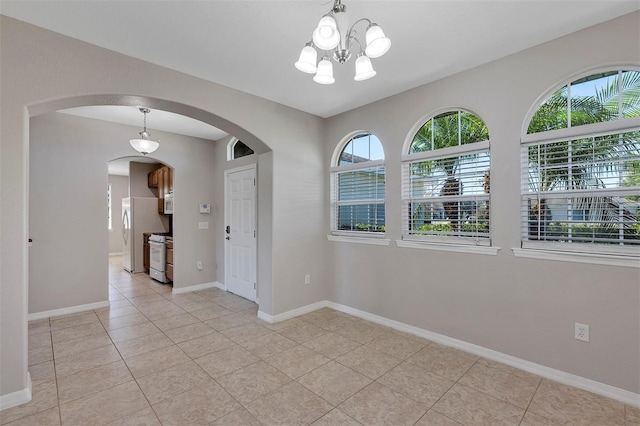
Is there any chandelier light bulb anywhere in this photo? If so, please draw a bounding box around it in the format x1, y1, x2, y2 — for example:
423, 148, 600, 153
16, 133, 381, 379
354, 54, 376, 81
312, 15, 340, 50
313, 57, 335, 84
364, 24, 391, 58
295, 44, 318, 73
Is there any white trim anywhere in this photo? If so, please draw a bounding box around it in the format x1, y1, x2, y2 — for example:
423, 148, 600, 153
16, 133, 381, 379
521, 116, 640, 145
172, 281, 217, 295
396, 239, 500, 255
0, 373, 31, 411
109, 252, 123, 257
512, 247, 640, 268
327, 235, 391, 246
330, 159, 385, 173
266, 300, 640, 407
401, 140, 490, 163
28, 300, 110, 321
213, 281, 226, 291
257, 301, 327, 324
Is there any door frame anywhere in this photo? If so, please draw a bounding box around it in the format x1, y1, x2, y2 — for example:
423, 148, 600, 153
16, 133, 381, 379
224, 163, 257, 302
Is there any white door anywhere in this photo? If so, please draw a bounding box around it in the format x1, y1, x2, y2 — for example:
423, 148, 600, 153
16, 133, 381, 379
225, 165, 256, 301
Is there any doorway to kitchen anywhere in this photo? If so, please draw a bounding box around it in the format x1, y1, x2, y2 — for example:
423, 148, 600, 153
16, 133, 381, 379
224, 164, 257, 302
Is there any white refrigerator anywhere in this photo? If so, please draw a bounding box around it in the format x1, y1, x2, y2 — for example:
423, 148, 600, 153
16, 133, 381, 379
122, 197, 166, 273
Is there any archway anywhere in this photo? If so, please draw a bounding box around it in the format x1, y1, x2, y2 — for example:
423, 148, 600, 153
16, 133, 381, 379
27, 95, 272, 320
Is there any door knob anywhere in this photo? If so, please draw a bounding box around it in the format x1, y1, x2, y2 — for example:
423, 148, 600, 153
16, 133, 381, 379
225, 225, 230, 234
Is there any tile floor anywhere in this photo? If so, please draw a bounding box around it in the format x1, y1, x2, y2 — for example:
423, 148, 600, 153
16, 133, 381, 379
3, 256, 638, 425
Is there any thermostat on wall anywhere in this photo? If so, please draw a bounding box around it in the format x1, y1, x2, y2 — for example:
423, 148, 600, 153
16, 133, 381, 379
199, 203, 211, 214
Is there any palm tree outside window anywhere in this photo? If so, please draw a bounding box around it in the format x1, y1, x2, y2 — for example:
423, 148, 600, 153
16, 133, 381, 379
402, 110, 491, 245
522, 69, 640, 254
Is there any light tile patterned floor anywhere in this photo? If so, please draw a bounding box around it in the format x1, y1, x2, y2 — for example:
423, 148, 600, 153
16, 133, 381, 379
3, 256, 638, 425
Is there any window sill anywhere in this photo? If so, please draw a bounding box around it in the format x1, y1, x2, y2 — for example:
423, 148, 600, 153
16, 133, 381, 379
512, 247, 639, 268
396, 239, 500, 255
327, 235, 391, 246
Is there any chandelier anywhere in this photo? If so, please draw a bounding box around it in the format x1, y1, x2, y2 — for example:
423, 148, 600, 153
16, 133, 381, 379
129, 108, 160, 155
295, 0, 391, 84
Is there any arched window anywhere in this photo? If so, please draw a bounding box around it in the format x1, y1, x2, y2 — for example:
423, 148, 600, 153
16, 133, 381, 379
402, 110, 491, 245
331, 133, 385, 235
228, 139, 254, 160
521, 69, 640, 255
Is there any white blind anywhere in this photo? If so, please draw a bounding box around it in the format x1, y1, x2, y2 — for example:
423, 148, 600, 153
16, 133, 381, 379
521, 130, 640, 252
331, 165, 385, 233
402, 147, 490, 244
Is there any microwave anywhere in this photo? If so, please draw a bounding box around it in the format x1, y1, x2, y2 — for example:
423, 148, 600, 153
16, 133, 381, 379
164, 193, 174, 214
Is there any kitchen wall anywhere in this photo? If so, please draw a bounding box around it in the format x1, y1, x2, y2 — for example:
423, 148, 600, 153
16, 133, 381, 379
129, 162, 160, 198
108, 175, 128, 254
1, 15, 327, 400
324, 12, 640, 394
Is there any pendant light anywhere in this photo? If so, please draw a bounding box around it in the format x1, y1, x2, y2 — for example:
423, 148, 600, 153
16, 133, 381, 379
129, 108, 159, 155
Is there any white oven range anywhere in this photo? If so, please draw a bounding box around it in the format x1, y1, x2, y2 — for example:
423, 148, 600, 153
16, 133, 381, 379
149, 234, 169, 283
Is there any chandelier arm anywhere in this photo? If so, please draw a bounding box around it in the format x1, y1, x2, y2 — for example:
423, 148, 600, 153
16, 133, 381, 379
344, 18, 372, 51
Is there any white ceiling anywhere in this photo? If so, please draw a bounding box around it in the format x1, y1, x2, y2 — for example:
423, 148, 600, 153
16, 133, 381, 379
2, 0, 639, 137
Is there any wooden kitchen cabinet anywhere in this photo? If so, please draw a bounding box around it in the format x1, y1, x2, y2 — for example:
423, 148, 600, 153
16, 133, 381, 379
165, 238, 173, 282
147, 169, 159, 188
143, 232, 152, 271
152, 166, 174, 214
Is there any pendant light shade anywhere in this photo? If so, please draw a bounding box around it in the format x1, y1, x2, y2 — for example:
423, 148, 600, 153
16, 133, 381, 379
354, 53, 376, 81
312, 15, 340, 50
295, 44, 318, 73
130, 108, 159, 155
313, 57, 335, 84
364, 23, 391, 58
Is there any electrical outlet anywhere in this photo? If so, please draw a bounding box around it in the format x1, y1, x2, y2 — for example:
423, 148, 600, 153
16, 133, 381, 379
575, 323, 589, 342
304, 274, 311, 285
196, 261, 203, 270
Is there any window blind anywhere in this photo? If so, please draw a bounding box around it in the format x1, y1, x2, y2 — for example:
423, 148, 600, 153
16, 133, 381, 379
402, 147, 490, 244
332, 165, 385, 233
521, 130, 640, 253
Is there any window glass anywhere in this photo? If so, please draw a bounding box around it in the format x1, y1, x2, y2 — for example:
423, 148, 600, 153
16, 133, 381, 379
527, 70, 640, 134
522, 69, 640, 254
332, 134, 386, 234
233, 140, 254, 159
404, 110, 490, 244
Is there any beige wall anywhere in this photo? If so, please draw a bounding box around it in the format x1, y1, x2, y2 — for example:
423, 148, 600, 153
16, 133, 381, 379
129, 162, 161, 198
108, 175, 128, 254
325, 12, 640, 393
1, 16, 327, 399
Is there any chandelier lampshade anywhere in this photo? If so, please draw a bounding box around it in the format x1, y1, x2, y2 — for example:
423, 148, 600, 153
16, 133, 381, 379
295, 43, 318, 73
364, 24, 391, 58
296, 0, 390, 84
354, 53, 376, 81
313, 57, 335, 84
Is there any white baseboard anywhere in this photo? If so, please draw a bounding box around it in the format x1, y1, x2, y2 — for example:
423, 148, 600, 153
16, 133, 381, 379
213, 281, 225, 291
266, 299, 640, 408
0, 373, 31, 411
172, 281, 217, 294
108, 252, 123, 257
28, 301, 110, 321
257, 301, 327, 324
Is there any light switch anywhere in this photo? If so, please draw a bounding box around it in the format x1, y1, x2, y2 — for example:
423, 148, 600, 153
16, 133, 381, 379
199, 203, 211, 214
198, 222, 209, 229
